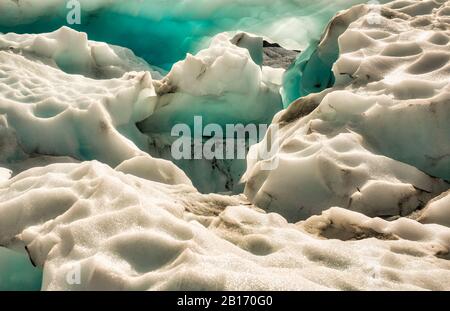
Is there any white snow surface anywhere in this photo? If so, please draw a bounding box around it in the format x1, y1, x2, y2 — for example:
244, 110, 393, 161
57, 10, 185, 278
0, 27, 281, 193
419, 190, 450, 228
0, 30, 150, 167
138, 32, 282, 134
0, 26, 163, 79
244, 0, 450, 221
0, 167, 11, 181
0, 161, 449, 290
0, 0, 449, 291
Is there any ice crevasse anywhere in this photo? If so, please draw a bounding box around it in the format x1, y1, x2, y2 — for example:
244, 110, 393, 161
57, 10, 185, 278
0, 0, 449, 291
0, 0, 392, 69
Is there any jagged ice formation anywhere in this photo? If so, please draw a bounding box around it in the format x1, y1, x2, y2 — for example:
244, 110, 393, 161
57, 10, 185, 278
0, 0, 449, 291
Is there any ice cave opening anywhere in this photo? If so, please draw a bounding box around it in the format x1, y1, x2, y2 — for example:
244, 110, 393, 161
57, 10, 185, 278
0, 0, 383, 70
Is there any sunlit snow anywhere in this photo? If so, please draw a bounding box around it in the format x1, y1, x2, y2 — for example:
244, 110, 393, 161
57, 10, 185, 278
0, 0, 449, 291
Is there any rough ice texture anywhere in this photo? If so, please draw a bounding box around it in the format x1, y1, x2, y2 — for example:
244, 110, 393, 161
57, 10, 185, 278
0, 0, 391, 68
281, 4, 367, 105
0, 0, 449, 291
136, 32, 283, 193
0, 26, 281, 193
138, 32, 282, 133
0, 26, 163, 79
0, 27, 193, 189
244, 0, 450, 222
0, 30, 149, 167
1, 161, 449, 290
419, 190, 450, 228
0, 167, 11, 181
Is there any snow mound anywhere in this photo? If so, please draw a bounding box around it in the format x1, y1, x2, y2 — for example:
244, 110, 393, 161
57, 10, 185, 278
1, 161, 449, 290
419, 190, 450, 228
282, 4, 368, 105
0, 167, 11, 182
138, 32, 282, 134
0, 32, 150, 167
0, 26, 162, 79
115, 156, 192, 186
244, 0, 450, 221
136, 32, 283, 193
303, 206, 450, 247
0, 27, 282, 193
0, 29, 193, 187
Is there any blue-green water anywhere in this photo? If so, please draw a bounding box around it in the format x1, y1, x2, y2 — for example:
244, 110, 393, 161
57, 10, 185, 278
0, 247, 42, 291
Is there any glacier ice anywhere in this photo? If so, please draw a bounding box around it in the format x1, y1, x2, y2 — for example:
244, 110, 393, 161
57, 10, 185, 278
0, 0, 391, 69
116, 156, 192, 187
138, 32, 282, 133
0, 167, 11, 181
0, 0, 449, 291
0, 26, 164, 79
419, 190, 450, 228
0, 161, 449, 290
281, 5, 368, 106
245, 0, 450, 221
136, 32, 283, 193
0, 31, 148, 167
0, 27, 281, 193
0, 27, 193, 188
